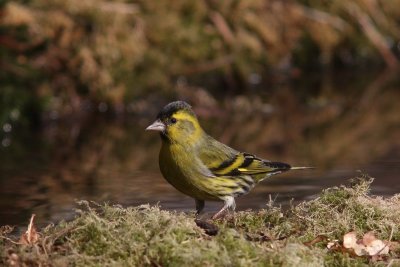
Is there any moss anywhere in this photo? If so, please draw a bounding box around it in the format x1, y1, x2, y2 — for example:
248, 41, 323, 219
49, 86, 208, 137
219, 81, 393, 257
1, 177, 400, 266
323, 252, 370, 267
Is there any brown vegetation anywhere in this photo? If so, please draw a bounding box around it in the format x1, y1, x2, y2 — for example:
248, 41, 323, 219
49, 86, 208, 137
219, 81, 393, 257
1, 0, 399, 114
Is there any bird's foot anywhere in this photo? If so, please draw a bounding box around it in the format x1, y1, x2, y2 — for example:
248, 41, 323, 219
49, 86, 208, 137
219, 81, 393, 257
211, 210, 237, 221
211, 208, 228, 220
195, 199, 205, 217
212, 196, 236, 220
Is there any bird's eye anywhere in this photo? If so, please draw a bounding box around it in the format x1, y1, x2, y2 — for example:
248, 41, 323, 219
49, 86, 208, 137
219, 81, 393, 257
170, 118, 177, 124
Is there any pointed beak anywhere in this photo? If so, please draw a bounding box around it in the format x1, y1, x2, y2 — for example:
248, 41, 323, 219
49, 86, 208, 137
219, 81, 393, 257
146, 119, 166, 132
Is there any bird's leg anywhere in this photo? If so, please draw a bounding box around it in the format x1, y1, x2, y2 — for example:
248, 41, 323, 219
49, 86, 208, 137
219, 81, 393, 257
212, 196, 236, 220
195, 199, 205, 215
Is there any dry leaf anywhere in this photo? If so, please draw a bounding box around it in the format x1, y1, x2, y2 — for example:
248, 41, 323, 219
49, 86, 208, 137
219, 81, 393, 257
362, 231, 377, 246
353, 243, 368, 256
20, 214, 39, 245
343, 231, 358, 249
365, 239, 389, 256
342, 231, 389, 257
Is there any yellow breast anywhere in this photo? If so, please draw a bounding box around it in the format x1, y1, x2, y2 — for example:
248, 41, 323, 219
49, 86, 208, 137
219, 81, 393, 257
159, 142, 219, 200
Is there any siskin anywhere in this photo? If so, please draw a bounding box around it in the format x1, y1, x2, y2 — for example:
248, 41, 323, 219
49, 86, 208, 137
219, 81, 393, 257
146, 101, 312, 219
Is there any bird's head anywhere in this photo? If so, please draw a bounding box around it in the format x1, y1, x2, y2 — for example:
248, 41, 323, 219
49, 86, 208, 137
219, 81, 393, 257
146, 101, 203, 144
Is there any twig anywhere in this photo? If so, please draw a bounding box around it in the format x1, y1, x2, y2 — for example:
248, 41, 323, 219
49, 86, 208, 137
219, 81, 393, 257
0, 235, 21, 245
209, 11, 235, 45
347, 3, 399, 69
299, 5, 350, 32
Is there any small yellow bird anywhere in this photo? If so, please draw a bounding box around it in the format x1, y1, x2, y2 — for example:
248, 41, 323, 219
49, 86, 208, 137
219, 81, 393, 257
146, 101, 312, 219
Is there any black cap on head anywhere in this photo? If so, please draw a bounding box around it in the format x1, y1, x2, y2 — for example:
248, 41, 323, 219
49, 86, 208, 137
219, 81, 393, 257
157, 101, 195, 119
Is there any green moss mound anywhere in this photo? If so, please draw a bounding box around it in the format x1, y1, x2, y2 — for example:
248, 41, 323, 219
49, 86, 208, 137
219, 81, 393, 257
1, 176, 400, 266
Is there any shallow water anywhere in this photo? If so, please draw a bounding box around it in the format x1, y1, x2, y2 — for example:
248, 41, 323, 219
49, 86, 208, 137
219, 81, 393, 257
1, 70, 400, 227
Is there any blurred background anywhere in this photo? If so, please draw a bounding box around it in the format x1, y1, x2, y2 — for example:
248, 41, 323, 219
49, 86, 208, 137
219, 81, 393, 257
1, 0, 400, 227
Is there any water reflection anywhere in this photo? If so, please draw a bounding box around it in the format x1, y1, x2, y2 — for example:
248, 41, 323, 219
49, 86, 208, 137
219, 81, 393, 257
1, 70, 400, 227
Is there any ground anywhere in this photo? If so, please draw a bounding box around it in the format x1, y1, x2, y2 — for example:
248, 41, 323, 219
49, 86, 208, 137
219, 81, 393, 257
1, 176, 400, 266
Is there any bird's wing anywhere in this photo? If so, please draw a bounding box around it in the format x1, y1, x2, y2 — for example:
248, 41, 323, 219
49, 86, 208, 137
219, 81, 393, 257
208, 152, 291, 177
198, 138, 291, 179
